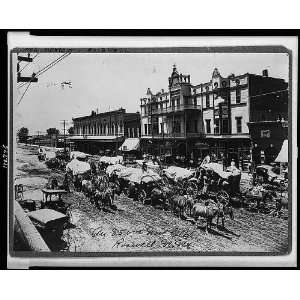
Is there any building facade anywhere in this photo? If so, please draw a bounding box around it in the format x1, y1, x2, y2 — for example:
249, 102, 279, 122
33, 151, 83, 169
140, 66, 288, 168
69, 108, 140, 155
140, 65, 203, 158
197, 68, 288, 167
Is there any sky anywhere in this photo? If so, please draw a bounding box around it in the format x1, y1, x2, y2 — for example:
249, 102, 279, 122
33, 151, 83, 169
13, 52, 289, 135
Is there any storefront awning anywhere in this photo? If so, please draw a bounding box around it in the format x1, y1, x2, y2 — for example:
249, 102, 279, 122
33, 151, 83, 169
119, 138, 140, 151
275, 139, 288, 163
194, 142, 209, 149
67, 135, 123, 142
205, 134, 250, 139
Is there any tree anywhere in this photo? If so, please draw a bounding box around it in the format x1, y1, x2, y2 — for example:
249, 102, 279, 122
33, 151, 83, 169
17, 127, 29, 143
46, 128, 60, 136
67, 126, 74, 135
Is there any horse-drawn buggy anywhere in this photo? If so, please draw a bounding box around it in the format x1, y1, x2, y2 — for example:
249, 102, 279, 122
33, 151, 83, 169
180, 163, 236, 205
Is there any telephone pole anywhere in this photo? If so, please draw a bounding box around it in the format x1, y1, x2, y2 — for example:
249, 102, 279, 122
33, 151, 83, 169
60, 120, 68, 152
17, 53, 38, 83
36, 131, 42, 147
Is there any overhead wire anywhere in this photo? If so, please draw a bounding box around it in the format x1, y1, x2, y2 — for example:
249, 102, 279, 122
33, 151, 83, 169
18, 53, 39, 74
16, 52, 71, 105
17, 52, 71, 89
17, 80, 33, 105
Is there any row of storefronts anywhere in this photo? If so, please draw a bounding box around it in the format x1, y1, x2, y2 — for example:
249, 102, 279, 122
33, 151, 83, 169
68, 66, 288, 170
139, 66, 288, 169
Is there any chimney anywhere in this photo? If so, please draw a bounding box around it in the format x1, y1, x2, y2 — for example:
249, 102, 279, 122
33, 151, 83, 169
262, 69, 268, 77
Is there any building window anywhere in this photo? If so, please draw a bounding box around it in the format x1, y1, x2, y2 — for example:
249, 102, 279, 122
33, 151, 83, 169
205, 119, 211, 134
214, 119, 220, 134
222, 118, 229, 134
236, 117, 242, 133
236, 89, 241, 103
261, 130, 271, 138
206, 94, 210, 108
144, 124, 148, 135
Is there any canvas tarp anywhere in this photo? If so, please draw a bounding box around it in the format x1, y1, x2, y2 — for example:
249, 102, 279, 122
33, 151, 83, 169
118, 167, 161, 183
275, 139, 288, 163
106, 164, 127, 176
66, 158, 91, 175
99, 156, 123, 165
119, 138, 140, 151
163, 166, 194, 181
70, 151, 88, 159
201, 163, 231, 179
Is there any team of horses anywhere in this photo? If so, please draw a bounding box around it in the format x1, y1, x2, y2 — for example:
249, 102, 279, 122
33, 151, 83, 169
48, 160, 235, 234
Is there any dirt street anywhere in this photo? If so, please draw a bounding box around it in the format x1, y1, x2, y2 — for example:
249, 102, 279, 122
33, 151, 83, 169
14, 144, 289, 253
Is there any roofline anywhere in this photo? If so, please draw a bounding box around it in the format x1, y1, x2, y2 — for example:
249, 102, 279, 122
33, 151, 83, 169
72, 108, 127, 121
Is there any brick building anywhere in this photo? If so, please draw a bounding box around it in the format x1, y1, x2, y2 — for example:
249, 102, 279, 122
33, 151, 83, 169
140, 66, 288, 168
140, 65, 203, 157
69, 108, 140, 155
196, 68, 288, 167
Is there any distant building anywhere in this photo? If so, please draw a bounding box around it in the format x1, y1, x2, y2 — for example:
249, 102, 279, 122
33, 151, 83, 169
140, 66, 288, 168
27, 134, 66, 148
69, 108, 140, 155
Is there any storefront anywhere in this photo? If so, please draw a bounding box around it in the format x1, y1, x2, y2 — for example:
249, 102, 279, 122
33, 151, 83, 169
205, 136, 251, 170
119, 138, 141, 160
67, 135, 124, 155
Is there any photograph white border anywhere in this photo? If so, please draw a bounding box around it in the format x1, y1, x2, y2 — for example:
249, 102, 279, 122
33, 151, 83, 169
7, 33, 298, 268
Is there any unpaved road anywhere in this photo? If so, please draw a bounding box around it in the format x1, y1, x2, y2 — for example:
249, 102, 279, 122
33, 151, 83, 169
14, 144, 289, 253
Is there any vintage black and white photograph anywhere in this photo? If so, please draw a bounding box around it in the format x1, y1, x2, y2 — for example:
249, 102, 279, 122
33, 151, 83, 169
10, 42, 294, 260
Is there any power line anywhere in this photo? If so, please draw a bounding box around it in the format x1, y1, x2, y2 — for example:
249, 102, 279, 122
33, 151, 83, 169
17, 53, 71, 105
18, 53, 39, 73
18, 52, 70, 89
17, 52, 71, 89
36, 53, 70, 77
17, 81, 32, 105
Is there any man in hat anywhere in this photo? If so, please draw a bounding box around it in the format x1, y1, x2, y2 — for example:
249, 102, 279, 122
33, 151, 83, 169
264, 144, 277, 165
252, 143, 261, 166
142, 160, 147, 173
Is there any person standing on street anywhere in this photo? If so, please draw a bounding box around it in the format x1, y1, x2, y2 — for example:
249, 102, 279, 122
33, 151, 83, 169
264, 144, 277, 165
252, 143, 261, 166
142, 160, 147, 172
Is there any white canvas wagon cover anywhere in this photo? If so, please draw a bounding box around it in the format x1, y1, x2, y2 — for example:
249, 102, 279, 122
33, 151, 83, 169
275, 139, 288, 163
119, 138, 140, 151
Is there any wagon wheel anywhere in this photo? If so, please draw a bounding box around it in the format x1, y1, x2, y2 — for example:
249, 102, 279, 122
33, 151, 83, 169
161, 176, 169, 186
123, 187, 129, 197
138, 189, 147, 204
187, 182, 198, 196
216, 190, 230, 204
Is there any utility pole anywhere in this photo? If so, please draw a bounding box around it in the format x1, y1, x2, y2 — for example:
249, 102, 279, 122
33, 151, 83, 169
36, 131, 42, 147
17, 53, 38, 83
60, 120, 68, 152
